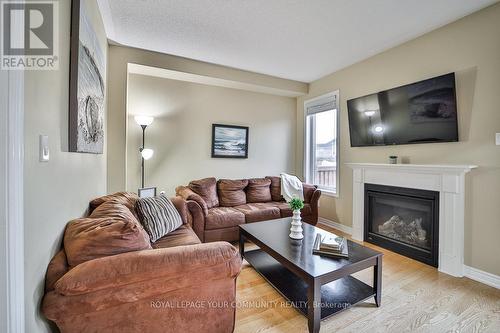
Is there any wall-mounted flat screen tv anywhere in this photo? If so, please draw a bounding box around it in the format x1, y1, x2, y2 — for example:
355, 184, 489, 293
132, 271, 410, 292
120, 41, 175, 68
347, 73, 458, 147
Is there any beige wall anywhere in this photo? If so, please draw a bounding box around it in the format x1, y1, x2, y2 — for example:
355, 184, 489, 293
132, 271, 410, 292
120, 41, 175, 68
107, 45, 307, 193
127, 74, 296, 194
297, 3, 500, 275
23, 0, 108, 331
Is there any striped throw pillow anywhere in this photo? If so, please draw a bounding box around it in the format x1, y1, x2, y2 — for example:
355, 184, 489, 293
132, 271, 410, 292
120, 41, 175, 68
135, 195, 183, 242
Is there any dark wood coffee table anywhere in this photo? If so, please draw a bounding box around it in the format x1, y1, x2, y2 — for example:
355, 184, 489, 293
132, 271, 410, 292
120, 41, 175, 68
239, 218, 382, 333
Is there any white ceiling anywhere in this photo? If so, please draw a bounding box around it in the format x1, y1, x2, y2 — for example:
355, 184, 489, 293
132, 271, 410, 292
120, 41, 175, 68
98, 0, 497, 83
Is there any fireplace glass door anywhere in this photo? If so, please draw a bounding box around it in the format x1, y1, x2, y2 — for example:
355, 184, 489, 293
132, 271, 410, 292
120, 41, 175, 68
365, 184, 439, 267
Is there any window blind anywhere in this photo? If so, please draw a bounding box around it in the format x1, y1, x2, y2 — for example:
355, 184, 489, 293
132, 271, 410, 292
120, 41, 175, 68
305, 92, 338, 116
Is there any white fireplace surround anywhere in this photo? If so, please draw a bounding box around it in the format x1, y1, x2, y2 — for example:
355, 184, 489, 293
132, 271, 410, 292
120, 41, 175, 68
346, 163, 477, 277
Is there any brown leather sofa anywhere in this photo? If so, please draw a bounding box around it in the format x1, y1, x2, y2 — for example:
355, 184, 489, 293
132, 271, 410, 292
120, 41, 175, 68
42, 192, 242, 333
176, 176, 321, 242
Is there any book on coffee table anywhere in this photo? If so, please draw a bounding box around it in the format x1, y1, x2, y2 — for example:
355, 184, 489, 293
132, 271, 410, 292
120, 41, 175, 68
319, 234, 345, 251
313, 233, 349, 258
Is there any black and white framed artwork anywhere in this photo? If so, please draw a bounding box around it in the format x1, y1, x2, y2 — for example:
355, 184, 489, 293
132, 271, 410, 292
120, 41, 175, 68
211, 124, 249, 158
69, 0, 106, 153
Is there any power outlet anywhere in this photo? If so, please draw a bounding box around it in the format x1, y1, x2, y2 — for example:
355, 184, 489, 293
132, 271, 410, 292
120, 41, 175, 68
496, 133, 500, 146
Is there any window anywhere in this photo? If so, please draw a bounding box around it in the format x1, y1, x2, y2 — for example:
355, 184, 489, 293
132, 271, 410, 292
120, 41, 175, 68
304, 91, 339, 195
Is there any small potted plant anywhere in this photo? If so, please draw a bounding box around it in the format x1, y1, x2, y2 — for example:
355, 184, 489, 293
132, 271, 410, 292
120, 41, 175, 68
389, 155, 398, 164
289, 198, 304, 240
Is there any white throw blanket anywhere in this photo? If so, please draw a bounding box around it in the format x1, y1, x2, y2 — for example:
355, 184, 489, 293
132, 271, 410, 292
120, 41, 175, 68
280, 173, 304, 202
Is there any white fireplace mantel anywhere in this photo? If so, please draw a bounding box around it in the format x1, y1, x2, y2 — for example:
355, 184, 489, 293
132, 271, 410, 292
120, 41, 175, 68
346, 163, 477, 277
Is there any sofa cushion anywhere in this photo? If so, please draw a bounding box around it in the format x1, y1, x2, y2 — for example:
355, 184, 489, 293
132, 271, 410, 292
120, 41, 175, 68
271, 202, 313, 218
152, 224, 201, 249
64, 215, 151, 268
90, 199, 151, 243
136, 195, 183, 242
234, 203, 281, 223
189, 177, 219, 208
90, 199, 142, 221
218, 179, 248, 207
89, 192, 139, 218
266, 176, 283, 201
246, 178, 272, 203
205, 207, 246, 230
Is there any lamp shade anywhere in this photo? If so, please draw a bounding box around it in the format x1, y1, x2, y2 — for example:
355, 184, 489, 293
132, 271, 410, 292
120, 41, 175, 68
134, 115, 154, 127
141, 148, 154, 160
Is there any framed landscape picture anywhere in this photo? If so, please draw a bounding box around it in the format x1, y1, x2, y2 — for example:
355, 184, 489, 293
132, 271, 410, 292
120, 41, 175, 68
211, 124, 249, 158
69, 0, 106, 153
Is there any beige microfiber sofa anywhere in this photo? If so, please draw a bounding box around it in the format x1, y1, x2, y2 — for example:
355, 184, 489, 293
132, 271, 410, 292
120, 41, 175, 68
176, 176, 322, 242
42, 192, 242, 333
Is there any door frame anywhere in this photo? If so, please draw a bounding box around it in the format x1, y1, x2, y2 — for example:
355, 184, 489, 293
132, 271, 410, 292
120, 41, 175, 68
2, 68, 25, 332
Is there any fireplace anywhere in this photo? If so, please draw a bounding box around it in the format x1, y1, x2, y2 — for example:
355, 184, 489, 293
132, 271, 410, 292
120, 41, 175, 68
347, 163, 476, 276
364, 184, 439, 267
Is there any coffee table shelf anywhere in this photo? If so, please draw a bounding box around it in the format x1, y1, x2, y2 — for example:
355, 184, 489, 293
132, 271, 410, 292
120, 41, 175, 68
239, 218, 382, 333
244, 249, 376, 319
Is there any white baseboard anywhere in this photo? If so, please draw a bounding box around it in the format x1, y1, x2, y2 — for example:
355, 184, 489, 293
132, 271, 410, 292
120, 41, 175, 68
318, 217, 353, 235
463, 265, 500, 289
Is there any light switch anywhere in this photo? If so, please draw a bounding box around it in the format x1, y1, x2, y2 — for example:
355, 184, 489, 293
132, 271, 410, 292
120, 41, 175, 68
496, 133, 500, 146
39, 135, 49, 162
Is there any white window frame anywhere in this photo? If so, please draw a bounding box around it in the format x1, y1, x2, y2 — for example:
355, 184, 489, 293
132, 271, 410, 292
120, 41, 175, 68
303, 91, 340, 197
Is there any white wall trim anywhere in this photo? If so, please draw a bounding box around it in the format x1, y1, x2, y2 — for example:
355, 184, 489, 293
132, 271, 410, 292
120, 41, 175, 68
318, 217, 353, 235
463, 265, 500, 289
6, 69, 25, 333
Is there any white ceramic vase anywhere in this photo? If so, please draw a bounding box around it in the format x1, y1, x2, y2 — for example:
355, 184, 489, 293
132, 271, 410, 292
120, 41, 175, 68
289, 209, 304, 240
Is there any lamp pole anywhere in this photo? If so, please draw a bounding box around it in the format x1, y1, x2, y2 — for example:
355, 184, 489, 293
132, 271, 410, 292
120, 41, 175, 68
135, 115, 154, 189
140, 124, 146, 188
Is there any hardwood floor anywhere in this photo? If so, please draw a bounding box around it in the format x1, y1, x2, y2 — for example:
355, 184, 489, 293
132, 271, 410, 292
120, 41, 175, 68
234, 224, 500, 333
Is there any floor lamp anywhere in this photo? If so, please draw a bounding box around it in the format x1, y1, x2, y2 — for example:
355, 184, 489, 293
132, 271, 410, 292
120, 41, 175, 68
134, 115, 154, 188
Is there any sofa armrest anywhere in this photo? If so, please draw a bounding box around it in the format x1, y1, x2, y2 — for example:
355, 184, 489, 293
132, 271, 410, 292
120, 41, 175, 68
176, 186, 208, 216
186, 200, 207, 242
54, 242, 241, 296
45, 250, 69, 292
302, 183, 317, 203
309, 189, 321, 209
303, 187, 321, 226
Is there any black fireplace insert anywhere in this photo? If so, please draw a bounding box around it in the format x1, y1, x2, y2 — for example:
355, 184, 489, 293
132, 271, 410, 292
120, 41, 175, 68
364, 184, 439, 267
